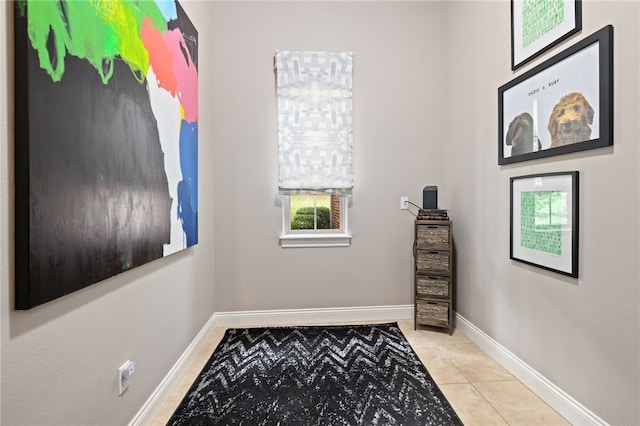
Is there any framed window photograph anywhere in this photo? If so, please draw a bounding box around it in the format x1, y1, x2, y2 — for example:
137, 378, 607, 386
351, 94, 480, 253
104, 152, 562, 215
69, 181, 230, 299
510, 171, 578, 278
499, 25, 613, 165
511, 0, 582, 70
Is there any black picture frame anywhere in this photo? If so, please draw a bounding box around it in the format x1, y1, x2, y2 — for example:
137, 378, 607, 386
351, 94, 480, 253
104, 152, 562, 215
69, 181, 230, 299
510, 171, 579, 278
499, 25, 613, 165
511, 0, 582, 70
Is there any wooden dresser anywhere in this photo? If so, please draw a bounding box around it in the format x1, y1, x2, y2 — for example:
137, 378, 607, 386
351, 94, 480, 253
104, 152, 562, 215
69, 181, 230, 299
413, 220, 453, 333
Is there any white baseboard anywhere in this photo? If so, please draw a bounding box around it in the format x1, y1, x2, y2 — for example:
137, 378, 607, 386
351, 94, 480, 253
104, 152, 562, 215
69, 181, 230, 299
213, 304, 414, 328
455, 313, 608, 426
129, 304, 412, 425
128, 314, 218, 426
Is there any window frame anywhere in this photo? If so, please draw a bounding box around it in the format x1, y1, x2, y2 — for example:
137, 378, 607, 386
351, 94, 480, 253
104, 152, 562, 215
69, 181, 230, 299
280, 194, 351, 248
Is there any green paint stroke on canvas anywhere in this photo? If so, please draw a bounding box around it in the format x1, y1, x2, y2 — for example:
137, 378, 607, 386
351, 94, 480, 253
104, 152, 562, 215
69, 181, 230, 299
521, 0, 565, 48
521, 190, 566, 256
18, 0, 167, 84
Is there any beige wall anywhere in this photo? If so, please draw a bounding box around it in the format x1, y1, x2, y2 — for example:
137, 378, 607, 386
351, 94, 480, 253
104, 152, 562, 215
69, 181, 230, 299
210, 1, 446, 311
1, 1, 638, 425
443, 1, 639, 425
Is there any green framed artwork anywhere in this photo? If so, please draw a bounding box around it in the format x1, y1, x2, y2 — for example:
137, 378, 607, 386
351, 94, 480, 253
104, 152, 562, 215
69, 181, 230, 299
510, 171, 578, 277
511, 0, 582, 70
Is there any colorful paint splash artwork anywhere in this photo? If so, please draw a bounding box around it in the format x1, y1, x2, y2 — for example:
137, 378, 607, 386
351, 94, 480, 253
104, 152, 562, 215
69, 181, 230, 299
14, 0, 198, 309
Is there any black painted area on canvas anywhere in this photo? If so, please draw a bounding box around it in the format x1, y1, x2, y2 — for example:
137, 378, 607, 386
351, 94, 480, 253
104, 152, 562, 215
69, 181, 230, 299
14, 14, 171, 308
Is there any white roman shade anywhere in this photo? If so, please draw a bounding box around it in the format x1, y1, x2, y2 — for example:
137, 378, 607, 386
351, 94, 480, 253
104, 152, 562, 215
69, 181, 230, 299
275, 50, 353, 195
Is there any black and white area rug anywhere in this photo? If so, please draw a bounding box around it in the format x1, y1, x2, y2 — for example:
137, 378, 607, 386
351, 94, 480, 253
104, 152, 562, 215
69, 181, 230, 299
168, 323, 463, 425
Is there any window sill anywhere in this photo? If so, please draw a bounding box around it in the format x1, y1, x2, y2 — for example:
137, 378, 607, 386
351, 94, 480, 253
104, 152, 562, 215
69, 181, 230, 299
279, 233, 352, 248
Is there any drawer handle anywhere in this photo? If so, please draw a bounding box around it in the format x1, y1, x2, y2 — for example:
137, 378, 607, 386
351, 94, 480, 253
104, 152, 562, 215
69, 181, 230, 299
428, 251, 439, 254
427, 226, 438, 229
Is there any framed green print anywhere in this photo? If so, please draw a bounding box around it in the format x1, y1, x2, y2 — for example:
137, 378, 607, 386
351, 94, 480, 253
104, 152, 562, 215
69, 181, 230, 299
511, 0, 582, 70
510, 171, 578, 277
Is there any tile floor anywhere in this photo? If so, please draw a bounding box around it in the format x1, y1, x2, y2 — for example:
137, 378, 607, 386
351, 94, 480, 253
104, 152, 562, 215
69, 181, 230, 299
151, 320, 570, 425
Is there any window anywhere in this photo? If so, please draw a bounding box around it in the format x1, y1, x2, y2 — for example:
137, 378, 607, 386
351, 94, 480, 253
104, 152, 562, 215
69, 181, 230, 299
275, 50, 353, 248
280, 193, 350, 248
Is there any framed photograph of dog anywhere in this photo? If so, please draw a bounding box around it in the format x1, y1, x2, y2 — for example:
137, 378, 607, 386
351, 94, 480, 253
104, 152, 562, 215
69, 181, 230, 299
511, 0, 582, 70
510, 171, 578, 278
499, 25, 613, 165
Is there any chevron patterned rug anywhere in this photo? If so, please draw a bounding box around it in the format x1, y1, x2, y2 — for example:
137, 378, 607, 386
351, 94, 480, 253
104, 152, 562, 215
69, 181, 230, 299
167, 322, 463, 425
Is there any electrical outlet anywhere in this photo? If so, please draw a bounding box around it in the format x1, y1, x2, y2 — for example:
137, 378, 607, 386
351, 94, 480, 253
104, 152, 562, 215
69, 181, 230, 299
400, 197, 409, 210
118, 360, 135, 396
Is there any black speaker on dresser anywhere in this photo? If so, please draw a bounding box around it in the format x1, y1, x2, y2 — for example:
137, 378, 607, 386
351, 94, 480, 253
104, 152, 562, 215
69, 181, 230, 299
423, 186, 438, 209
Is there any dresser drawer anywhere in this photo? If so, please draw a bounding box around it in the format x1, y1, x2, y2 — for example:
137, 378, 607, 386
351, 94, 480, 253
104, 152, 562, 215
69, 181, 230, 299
416, 300, 449, 327
416, 224, 450, 249
416, 250, 450, 274
416, 275, 449, 298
